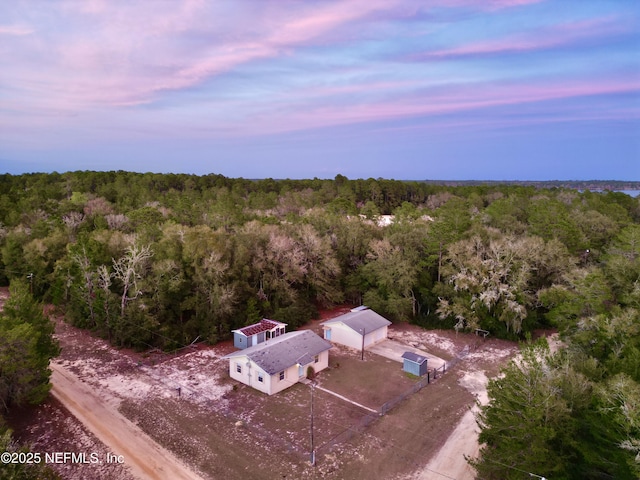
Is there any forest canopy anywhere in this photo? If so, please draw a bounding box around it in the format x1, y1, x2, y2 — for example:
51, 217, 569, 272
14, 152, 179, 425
0, 171, 638, 350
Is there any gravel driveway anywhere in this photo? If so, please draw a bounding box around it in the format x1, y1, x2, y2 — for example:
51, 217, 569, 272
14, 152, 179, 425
367, 339, 447, 370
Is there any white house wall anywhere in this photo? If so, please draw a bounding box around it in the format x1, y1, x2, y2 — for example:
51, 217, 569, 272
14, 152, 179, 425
325, 323, 388, 350
311, 349, 329, 375
269, 350, 329, 395
228, 350, 330, 395
364, 326, 388, 347
326, 323, 363, 349
229, 355, 270, 395
269, 364, 300, 395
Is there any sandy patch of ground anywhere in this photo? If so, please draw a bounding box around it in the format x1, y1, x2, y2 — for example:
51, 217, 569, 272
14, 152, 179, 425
458, 369, 490, 404
10, 397, 135, 480
367, 339, 447, 370
388, 325, 465, 359
423, 369, 490, 479
51, 364, 203, 480
54, 318, 233, 409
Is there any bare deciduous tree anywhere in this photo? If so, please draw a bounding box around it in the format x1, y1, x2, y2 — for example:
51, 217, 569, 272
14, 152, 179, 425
105, 214, 129, 230
71, 246, 96, 326
112, 243, 153, 317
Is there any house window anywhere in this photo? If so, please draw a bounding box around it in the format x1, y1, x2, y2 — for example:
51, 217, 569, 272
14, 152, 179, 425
258, 373, 264, 383
279, 371, 285, 381
236, 363, 242, 374
314, 355, 319, 363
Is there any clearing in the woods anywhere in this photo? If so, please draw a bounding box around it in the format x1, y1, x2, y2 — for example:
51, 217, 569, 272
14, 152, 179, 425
7, 292, 519, 480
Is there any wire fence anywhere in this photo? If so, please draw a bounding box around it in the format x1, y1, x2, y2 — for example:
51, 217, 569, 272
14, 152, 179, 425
315, 409, 380, 457
379, 373, 432, 415
316, 338, 488, 457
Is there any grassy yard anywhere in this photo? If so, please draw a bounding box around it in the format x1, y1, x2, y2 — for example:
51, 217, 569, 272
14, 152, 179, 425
317, 346, 420, 409
334, 370, 475, 479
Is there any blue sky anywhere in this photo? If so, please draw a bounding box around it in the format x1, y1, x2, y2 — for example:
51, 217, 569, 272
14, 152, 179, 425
1, 0, 639, 180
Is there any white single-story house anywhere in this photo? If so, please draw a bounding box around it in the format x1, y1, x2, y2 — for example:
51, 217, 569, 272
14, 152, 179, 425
231, 319, 286, 349
320, 306, 391, 350
223, 330, 332, 395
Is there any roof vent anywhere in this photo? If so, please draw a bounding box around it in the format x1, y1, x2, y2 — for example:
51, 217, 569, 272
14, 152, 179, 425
350, 305, 369, 312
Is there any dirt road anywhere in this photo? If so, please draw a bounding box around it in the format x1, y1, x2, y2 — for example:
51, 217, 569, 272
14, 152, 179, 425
50, 363, 204, 480
418, 368, 498, 479
419, 408, 479, 480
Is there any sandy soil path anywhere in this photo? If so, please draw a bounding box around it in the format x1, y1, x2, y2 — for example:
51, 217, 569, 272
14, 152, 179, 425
50, 363, 203, 480
417, 370, 490, 480
418, 408, 479, 480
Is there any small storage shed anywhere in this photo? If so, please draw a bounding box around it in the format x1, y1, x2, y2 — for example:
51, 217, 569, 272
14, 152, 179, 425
232, 319, 286, 349
401, 351, 428, 376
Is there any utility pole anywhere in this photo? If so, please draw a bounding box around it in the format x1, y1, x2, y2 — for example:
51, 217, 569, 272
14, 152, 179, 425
310, 381, 315, 466
27, 273, 33, 294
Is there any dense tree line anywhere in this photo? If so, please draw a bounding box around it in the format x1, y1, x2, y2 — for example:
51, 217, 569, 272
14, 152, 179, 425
0, 172, 638, 349
0, 281, 60, 480
472, 224, 640, 478
0, 171, 639, 476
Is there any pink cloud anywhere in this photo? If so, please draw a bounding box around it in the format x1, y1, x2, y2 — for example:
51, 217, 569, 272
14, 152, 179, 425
2, 0, 636, 146
486, 0, 543, 7
8, 0, 414, 109
0, 0, 552, 112
154, 0, 412, 97
0, 24, 34, 35
431, 0, 543, 10
371, 110, 640, 137
420, 15, 627, 59
8, 75, 637, 148
232, 78, 640, 137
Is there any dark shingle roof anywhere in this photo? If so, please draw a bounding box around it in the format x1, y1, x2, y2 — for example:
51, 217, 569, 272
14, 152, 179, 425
223, 330, 331, 375
320, 309, 391, 334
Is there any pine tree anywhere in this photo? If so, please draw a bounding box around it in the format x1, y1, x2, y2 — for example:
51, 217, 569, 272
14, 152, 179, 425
0, 281, 59, 411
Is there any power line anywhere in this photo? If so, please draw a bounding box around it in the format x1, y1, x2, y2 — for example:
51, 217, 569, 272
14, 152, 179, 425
317, 413, 482, 480
311, 396, 486, 480
310, 376, 478, 452
487, 458, 547, 479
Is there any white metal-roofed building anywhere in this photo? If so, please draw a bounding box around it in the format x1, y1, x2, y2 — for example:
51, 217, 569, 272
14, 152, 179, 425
223, 330, 331, 395
320, 307, 391, 350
